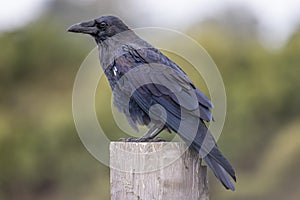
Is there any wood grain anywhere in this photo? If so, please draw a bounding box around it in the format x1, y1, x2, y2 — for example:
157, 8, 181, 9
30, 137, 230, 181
110, 142, 209, 200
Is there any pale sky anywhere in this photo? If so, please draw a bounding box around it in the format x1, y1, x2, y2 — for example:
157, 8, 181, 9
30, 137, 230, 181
128, 0, 300, 48
0, 0, 50, 31
0, 0, 299, 48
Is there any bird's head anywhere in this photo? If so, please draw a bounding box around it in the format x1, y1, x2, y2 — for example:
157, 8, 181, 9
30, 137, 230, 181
67, 16, 130, 43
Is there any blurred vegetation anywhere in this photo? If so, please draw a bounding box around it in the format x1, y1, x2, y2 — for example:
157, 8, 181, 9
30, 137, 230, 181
0, 1, 300, 200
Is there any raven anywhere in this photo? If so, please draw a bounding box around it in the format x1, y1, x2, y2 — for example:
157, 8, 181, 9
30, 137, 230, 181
68, 16, 236, 190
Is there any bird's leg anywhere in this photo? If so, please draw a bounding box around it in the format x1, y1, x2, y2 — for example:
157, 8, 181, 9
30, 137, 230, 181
119, 123, 166, 142
137, 123, 165, 142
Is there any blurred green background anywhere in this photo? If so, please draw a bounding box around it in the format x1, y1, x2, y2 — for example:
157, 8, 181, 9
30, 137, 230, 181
1, 0, 300, 199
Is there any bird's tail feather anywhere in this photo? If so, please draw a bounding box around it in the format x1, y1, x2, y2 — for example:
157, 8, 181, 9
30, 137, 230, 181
204, 155, 236, 191
206, 145, 236, 182
186, 124, 236, 191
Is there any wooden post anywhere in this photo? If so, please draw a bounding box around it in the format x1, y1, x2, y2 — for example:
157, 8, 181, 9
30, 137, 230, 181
110, 142, 209, 200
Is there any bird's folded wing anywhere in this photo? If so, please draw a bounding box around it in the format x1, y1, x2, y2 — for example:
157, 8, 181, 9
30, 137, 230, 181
114, 45, 213, 122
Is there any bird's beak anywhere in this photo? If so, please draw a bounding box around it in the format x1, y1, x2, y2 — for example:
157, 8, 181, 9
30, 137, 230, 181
67, 20, 98, 35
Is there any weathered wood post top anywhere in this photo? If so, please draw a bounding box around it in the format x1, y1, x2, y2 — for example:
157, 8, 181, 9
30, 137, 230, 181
110, 142, 209, 200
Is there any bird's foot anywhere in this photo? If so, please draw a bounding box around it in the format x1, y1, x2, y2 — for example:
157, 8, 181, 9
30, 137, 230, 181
148, 137, 166, 142
118, 137, 166, 142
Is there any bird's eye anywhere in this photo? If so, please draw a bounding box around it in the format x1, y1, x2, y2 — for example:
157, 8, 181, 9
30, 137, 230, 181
97, 22, 107, 30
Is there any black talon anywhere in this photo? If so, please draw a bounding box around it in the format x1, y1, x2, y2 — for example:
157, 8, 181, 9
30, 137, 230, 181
119, 138, 127, 142
153, 137, 166, 142
126, 138, 137, 142
118, 137, 166, 142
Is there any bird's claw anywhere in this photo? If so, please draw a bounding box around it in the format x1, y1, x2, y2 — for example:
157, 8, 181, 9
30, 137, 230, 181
118, 137, 139, 142
118, 137, 166, 142
151, 137, 166, 142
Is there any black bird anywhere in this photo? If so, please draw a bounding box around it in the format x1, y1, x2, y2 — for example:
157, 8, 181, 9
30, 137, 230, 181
68, 16, 236, 191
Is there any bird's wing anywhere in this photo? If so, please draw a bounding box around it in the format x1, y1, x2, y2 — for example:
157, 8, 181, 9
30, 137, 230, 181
114, 44, 213, 123
112, 44, 236, 189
